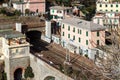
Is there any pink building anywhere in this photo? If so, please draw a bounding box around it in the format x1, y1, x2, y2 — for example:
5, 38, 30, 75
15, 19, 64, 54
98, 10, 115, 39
28, 0, 46, 13
13, 0, 46, 13
61, 17, 105, 59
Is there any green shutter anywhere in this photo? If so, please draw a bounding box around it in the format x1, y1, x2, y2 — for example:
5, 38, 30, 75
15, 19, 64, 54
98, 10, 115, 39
86, 31, 88, 36
68, 34, 70, 38
116, 4, 118, 7
97, 31, 99, 36
73, 36, 75, 40
52, 9, 54, 13
97, 40, 99, 45
63, 32, 64, 36
86, 40, 88, 45
79, 37, 81, 43
68, 26, 70, 31
80, 30, 81, 34
73, 28, 75, 32
50, 15, 53, 19
78, 29, 79, 34
63, 24, 64, 28
55, 15, 58, 19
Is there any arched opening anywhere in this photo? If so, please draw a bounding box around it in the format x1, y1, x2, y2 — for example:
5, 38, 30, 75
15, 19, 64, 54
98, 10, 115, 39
14, 68, 22, 80
25, 30, 42, 44
44, 76, 55, 80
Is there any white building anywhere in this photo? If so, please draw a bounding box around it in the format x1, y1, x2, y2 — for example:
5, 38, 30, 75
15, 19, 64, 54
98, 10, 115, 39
50, 6, 72, 22
61, 17, 105, 60
93, 0, 120, 28
93, 13, 119, 28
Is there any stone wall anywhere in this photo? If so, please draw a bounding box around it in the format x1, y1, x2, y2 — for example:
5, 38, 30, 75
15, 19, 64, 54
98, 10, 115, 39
5, 56, 30, 80
30, 54, 73, 80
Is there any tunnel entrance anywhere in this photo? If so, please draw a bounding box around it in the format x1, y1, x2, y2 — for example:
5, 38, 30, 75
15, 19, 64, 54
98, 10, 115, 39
14, 68, 22, 80
25, 30, 42, 44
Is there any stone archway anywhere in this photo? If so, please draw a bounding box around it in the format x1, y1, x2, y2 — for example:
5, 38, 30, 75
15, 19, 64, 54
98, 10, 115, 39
44, 76, 55, 80
14, 68, 22, 80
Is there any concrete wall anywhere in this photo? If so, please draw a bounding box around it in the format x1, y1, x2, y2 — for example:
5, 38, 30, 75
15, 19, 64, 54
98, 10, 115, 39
30, 54, 73, 80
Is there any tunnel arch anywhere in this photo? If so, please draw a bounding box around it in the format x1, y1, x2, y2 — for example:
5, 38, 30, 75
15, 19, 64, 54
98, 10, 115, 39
14, 68, 23, 80
44, 76, 55, 80
25, 30, 42, 43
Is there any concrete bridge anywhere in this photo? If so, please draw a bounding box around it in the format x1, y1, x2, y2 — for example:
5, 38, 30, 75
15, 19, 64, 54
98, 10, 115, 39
30, 54, 73, 80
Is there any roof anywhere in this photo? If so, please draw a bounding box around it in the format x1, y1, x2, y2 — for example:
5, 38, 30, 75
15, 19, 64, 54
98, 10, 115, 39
0, 30, 25, 39
50, 6, 72, 10
61, 17, 106, 31
0, 24, 14, 30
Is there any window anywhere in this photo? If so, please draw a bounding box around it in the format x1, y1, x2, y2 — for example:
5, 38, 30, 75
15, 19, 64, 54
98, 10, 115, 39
73, 27, 75, 32
79, 37, 81, 43
55, 15, 58, 19
116, 4, 118, 7
80, 30, 82, 34
62, 32, 64, 36
97, 19, 99, 24
97, 40, 99, 45
62, 24, 64, 28
86, 31, 88, 36
97, 31, 99, 36
73, 36, 75, 40
86, 40, 88, 45
52, 9, 54, 13
68, 34, 70, 38
68, 26, 70, 31
105, 4, 107, 7
106, 10, 108, 12
100, 4, 102, 7
111, 10, 113, 12
78, 29, 79, 34
16, 49, 18, 53
111, 4, 113, 7
116, 10, 118, 12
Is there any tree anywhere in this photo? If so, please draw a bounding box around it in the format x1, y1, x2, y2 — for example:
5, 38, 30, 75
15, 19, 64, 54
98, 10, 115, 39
25, 9, 30, 15
24, 66, 34, 79
2, 72, 7, 80
96, 28, 120, 80
55, 0, 71, 6
14, 10, 21, 16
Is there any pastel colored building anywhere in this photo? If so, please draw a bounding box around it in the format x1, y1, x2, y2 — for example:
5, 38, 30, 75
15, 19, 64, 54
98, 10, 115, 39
0, 30, 30, 80
93, 13, 119, 28
12, 0, 46, 13
61, 17, 105, 60
50, 6, 72, 22
96, 0, 120, 13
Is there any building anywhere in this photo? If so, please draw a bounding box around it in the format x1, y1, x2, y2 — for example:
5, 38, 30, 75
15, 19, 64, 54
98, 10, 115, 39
93, 13, 119, 28
96, 0, 120, 13
12, 0, 46, 13
93, 0, 120, 28
61, 17, 105, 59
50, 6, 72, 22
0, 29, 30, 80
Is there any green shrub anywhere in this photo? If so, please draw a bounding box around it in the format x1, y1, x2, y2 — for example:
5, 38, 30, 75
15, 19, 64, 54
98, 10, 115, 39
24, 65, 34, 79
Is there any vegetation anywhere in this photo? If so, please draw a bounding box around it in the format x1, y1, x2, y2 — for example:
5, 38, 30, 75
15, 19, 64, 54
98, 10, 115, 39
24, 65, 34, 79
96, 28, 120, 80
